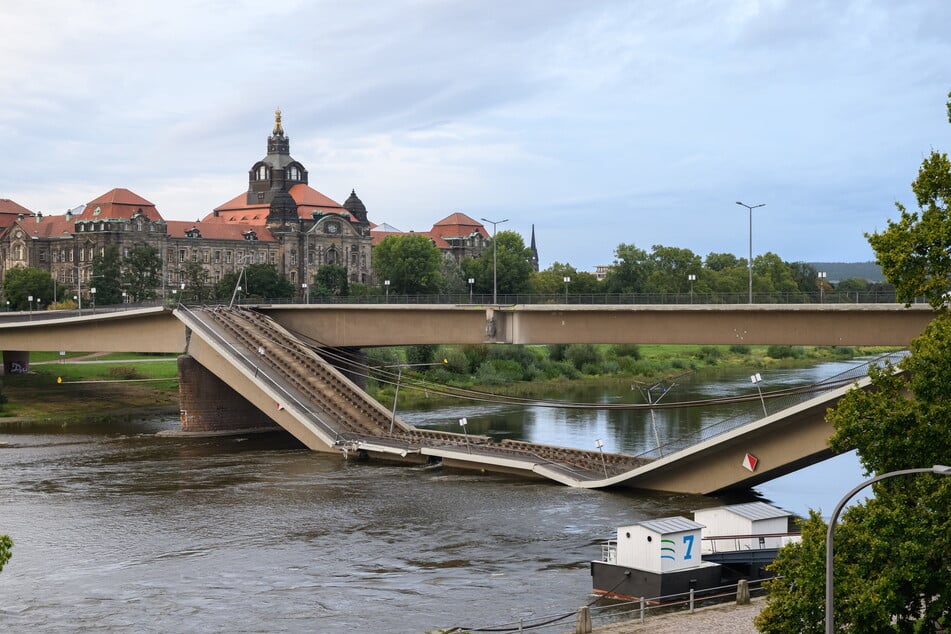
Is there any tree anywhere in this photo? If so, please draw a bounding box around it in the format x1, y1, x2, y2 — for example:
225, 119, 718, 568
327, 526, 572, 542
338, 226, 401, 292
373, 234, 443, 294
757, 316, 951, 632
462, 230, 534, 296
602, 243, 650, 294
314, 264, 349, 297
3, 266, 54, 310
91, 245, 123, 305
0, 534, 11, 573
757, 92, 951, 633
215, 264, 293, 301
530, 262, 599, 296
123, 245, 162, 301
643, 245, 703, 294
867, 93, 951, 309
180, 260, 212, 303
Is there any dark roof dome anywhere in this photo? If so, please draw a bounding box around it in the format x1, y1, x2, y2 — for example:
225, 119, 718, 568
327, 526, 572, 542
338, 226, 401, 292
268, 189, 298, 225
342, 189, 369, 225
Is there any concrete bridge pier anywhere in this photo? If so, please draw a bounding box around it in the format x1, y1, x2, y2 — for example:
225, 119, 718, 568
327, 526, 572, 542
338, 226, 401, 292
177, 355, 282, 434
2, 350, 30, 375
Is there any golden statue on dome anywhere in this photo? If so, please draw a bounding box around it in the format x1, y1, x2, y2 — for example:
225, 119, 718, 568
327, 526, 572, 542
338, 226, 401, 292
273, 108, 283, 135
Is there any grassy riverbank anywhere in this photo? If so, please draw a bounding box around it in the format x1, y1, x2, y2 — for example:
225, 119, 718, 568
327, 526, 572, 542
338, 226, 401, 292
0, 344, 895, 423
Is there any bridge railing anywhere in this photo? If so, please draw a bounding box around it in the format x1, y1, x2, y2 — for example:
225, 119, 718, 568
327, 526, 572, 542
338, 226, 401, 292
634, 350, 910, 460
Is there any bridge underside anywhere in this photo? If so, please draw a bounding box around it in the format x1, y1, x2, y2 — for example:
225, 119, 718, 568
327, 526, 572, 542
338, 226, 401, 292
172, 306, 870, 494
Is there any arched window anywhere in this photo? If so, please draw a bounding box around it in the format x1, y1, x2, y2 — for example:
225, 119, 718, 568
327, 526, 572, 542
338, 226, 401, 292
289, 165, 299, 180
257, 165, 268, 180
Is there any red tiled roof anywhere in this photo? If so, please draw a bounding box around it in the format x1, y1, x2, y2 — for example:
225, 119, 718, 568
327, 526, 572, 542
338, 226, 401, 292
81, 188, 164, 222
11, 215, 75, 240
369, 229, 450, 250
430, 212, 489, 239
0, 199, 34, 216
166, 220, 276, 242
207, 184, 346, 225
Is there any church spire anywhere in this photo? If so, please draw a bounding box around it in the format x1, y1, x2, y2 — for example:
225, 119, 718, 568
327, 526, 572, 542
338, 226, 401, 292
530, 224, 539, 272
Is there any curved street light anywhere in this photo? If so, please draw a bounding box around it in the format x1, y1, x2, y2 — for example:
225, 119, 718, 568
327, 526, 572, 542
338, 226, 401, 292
825, 465, 951, 633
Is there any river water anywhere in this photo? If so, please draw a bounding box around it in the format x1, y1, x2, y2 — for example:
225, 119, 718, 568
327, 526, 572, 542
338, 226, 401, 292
0, 360, 867, 632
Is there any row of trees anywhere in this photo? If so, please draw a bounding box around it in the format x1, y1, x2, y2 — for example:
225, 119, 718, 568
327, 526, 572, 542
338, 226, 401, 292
371, 231, 889, 299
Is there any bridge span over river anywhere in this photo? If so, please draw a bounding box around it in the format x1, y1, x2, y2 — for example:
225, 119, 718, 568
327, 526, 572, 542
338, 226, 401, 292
0, 303, 930, 493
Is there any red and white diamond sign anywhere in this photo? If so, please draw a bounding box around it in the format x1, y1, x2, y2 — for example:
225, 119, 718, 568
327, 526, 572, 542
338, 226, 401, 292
742, 453, 759, 472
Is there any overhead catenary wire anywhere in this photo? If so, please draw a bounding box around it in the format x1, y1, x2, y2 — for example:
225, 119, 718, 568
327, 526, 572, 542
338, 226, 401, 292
259, 308, 882, 412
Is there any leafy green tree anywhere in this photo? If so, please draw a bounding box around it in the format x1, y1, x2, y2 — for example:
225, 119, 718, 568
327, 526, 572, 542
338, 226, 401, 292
314, 264, 349, 297
602, 243, 650, 294
123, 245, 162, 301
530, 262, 599, 296
180, 260, 212, 303
215, 264, 293, 301
644, 245, 703, 294
436, 255, 467, 295
3, 266, 54, 310
704, 252, 741, 271
91, 245, 123, 305
787, 261, 819, 294
867, 93, 951, 309
758, 92, 951, 633
373, 234, 443, 294
0, 534, 11, 573
462, 230, 534, 296
758, 315, 951, 632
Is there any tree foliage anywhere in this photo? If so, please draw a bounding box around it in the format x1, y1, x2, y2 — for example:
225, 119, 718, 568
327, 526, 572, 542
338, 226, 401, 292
2, 266, 55, 310
0, 534, 11, 574
215, 264, 294, 301
314, 264, 350, 297
123, 245, 162, 302
530, 262, 599, 295
180, 260, 212, 303
91, 245, 123, 305
373, 234, 443, 295
757, 91, 951, 633
867, 93, 951, 309
462, 230, 534, 296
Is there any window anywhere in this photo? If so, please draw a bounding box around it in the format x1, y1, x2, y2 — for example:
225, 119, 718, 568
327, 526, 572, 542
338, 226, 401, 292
290, 250, 297, 266
13, 244, 23, 260
203, 250, 210, 263
179, 249, 186, 263
226, 251, 232, 264
289, 165, 299, 180
213, 251, 221, 264
257, 165, 267, 180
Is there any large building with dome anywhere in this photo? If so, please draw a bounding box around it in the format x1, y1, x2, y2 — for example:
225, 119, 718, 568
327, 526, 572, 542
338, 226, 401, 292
0, 111, 511, 303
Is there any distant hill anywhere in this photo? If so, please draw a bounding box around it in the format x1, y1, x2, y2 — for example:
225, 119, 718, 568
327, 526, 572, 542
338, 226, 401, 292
808, 261, 884, 283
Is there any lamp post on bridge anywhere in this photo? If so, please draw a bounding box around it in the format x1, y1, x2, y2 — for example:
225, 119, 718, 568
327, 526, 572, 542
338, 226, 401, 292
825, 465, 951, 634
384, 279, 390, 303
468, 277, 474, 303
818, 271, 827, 303
563, 276, 570, 303
386, 359, 448, 434
688, 274, 696, 304
480, 217, 508, 304
736, 201, 765, 304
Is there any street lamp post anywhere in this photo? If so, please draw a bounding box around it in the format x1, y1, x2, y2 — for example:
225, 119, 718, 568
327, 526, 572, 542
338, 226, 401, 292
825, 465, 951, 634
301, 283, 309, 304
688, 274, 696, 304
750, 372, 767, 417
468, 277, 474, 303
384, 279, 390, 303
27, 295, 33, 319
818, 271, 827, 303
480, 217, 508, 304
90, 288, 96, 313
736, 201, 765, 304
563, 276, 570, 303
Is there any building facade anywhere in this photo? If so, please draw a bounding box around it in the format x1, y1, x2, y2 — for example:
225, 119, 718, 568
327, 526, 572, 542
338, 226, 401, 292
0, 110, 503, 304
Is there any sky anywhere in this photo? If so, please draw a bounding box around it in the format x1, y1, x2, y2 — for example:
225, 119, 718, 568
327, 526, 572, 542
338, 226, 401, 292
2, 0, 950, 273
